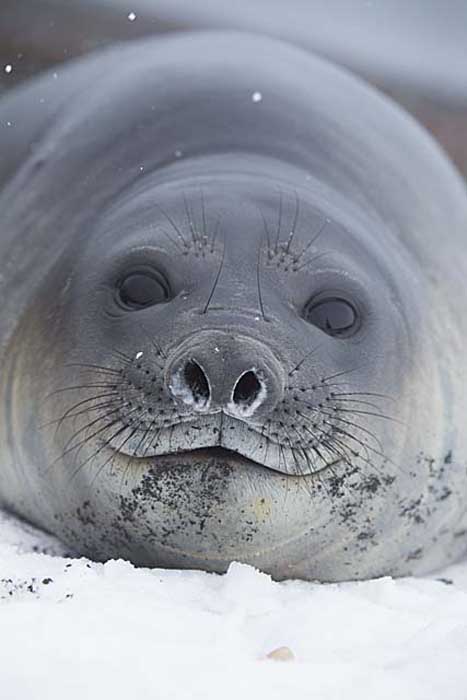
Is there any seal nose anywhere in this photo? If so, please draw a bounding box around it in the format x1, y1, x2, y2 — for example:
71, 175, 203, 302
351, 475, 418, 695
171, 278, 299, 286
166, 331, 284, 419
232, 370, 263, 410
179, 359, 211, 409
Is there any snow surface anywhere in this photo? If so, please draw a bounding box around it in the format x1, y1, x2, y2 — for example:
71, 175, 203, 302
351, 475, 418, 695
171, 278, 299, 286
1, 508, 467, 700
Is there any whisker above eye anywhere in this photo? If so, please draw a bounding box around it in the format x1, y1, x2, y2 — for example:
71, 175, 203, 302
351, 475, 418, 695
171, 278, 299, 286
182, 191, 199, 248
152, 200, 189, 250
285, 189, 301, 255
293, 216, 330, 263
256, 238, 269, 322
201, 233, 226, 314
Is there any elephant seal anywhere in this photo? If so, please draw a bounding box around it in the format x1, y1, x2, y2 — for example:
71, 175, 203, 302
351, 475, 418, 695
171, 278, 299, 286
0, 33, 466, 581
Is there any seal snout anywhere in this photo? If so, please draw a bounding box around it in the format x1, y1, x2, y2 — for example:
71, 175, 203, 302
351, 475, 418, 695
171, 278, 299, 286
166, 331, 284, 420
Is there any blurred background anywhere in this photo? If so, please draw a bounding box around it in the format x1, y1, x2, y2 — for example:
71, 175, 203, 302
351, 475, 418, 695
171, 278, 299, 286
1, 0, 467, 179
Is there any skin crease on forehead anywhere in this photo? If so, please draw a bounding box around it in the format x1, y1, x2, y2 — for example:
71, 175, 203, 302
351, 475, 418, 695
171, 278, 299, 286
0, 33, 466, 581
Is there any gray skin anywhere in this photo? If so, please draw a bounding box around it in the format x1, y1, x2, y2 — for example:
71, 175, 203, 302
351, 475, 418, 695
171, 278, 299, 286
0, 33, 467, 581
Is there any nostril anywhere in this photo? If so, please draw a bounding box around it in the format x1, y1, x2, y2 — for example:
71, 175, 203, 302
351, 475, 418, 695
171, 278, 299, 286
183, 360, 210, 406
233, 370, 261, 408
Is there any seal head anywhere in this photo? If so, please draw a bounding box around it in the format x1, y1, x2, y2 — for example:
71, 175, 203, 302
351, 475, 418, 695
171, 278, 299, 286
1, 33, 466, 580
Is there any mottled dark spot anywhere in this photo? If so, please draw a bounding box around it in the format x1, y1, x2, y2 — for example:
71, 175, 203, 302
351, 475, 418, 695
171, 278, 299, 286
407, 547, 423, 561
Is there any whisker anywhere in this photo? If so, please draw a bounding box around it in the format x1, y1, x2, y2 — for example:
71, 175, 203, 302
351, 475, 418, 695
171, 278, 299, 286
281, 425, 303, 477
257, 205, 272, 259
288, 343, 324, 377
275, 189, 283, 254
39, 397, 121, 431
67, 423, 130, 486
330, 407, 401, 424
329, 397, 383, 410
138, 321, 167, 363
201, 234, 225, 314
157, 225, 184, 253
210, 217, 221, 253
326, 422, 399, 471
153, 201, 189, 249
90, 427, 139, 490
183, 191, 199, 248
320, 410, 386, 453
111, 349, 134, 365
285, 190, 300, 255
64, 363, 122, 376
293, 390, 383, 413
331, 391, 395, 402
61, 408, 122, 456
320, 366, 363, 384
44, 383, 118, 400
200, 188, 207, 243
294, 249, 333, 273
289, 424, 318, 475
293, 394, 397, 423
293, 217, 330, 263
256, 239, 268, 322
46, 416, 122, 475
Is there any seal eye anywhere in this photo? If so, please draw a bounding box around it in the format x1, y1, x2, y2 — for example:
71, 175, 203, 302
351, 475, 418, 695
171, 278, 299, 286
303, 297, 358, 337
117, 271, 169, 309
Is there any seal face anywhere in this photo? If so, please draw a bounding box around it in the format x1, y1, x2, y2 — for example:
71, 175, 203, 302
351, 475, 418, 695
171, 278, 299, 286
1, 33, 467, 581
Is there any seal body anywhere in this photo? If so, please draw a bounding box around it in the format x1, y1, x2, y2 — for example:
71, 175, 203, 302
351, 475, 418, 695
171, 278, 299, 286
0, 33, 466, 581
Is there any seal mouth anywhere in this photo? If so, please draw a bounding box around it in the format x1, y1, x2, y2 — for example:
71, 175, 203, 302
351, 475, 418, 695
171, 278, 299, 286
108, 442, 280, 472
154, 445, 280, 470
107, 441, 341, 477
103, 402, 345, 476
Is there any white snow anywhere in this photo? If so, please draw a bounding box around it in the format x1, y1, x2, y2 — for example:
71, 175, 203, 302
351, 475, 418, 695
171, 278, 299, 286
1, 507, 467, 699
251, 91, 263, 103
4, 64, 12, 75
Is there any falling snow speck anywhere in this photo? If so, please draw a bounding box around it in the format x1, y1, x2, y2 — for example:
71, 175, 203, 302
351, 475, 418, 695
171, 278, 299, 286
174, 149, 183, 158
135, 351, 143, 360
252, 91, 262, 103
127, 12, 137, 21
4, 64, 12, 74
